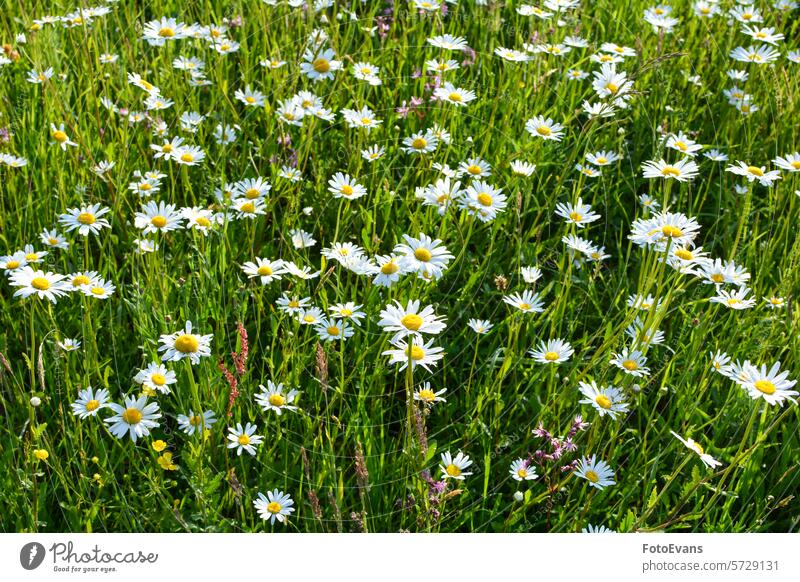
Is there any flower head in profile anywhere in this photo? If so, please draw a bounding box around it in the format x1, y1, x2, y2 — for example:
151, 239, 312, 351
670, 431, 722, 469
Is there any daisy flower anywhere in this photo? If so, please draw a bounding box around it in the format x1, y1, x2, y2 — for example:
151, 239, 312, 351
241, 258, 285, 285
8, 267, 69, 303
71, 386, 111, 419
105, 395, 161, 443
81, 277, 115, 300
525, 116, 565, 141
434, 83, 477, 106
503, 290, 545, 314
227, 423, 264, 456
467, 319, 493, 334
172, 145, 205, 166
377, 300, 446, 342
300, 47, 341, 81
440, 451, 473, 480
529, 339, 574, 364
383, 337, 444, 372
414, 382, 447, 405
328, 172, 367, 200
329, 302, 366, 326
394, 234, 453, 280
509, 458, 538, 482
58, 204, 112, 236
610, 348, 651, 377
402, 131, 439, 155
510, 160, 536, 176
773, 153, 800, 173
578, 381, 629, 419
555, 198, 601, 228
575, 455, 616, 490
737, 361, 798, 406
254, 490, 295, 524
641, 158, 700, 182
255, 381, 299, 415
710, 286, 757, 310
134, 363, 177, 394
177, 410, 217, 435
40, 229, 69, 250
158, 321, 213, 365
460, 181, 507, 223
314, 318, 354, 342
234, 85, 265, 107
670, 431, 722, 468
725, 162, 782, 187
50, 123, 77, 150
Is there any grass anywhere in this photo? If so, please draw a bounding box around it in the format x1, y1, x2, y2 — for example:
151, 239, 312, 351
0, 0, 798, 533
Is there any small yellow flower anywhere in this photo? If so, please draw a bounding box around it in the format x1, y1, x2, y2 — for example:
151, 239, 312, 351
157, 452, 178, 471
152, 439, 167, 452
33, 449, 49, 461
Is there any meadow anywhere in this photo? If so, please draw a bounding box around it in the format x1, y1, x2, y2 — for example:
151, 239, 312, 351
0, 0, 798, 533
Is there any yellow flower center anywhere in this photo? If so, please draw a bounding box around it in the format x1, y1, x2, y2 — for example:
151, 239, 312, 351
122, 408, 143, 424
245, 96, 256, 104
518, 469, 528, 478
174, 334, 199, 353
675, 249, 694, 260
267, 501, 282, 514
288, 300, 299, 308
445, 463, 462, 477
418, 389, 435, 402
754, 380, 776, 395
25, 253, 39, 261
544, 351, 559, 361
31, 277, 51, 290
48, 238, 58, 245
312, 58, 330, 73
410, 346, 425, 360
747, 166, 764, 177
269, 393, 286, 407
341, 185, 354, 196
180, 153, 194, 163
360, 118, 372, 125
467, 165, 481, 175
661, 166, 680, 177
414, 248, 432, 262
519, 303, 531, 310
53, 130, 68, 142
303, 315, 316, 323
477, 193, 493, 206
327, 326, 340, 336
674, 141, 687, 151
85, 399, 100, 412
585, 470, 600, 483
151, 373, 166, 386
710, 273, 725, 283
790, 161, 800, 170
159, 27, 175, 37
244, 188, 260, 199
569, 211, 582, 222
78, 212, 96, 225
727, 298, 741, 306
151, 215, 168, 228
622, 359, 638, 371
606, 82, 619, 93
238, 434, 251, 445
6, 260, 20, 269
189, 414, 203, 426
196, 217, 211, 227
596, 157, 607, 164
401, 314, 424, 331
412, 137, 428, 149
536, 125, 552, 136
448, 92, 462, 102
381, 261, 399, 275
240, 202, 255, 213
595, 395, 612, 409
90, 286, 105, 295
72, 275, 90, 287
661, 225, 683, 238
257, 265, 273, 276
